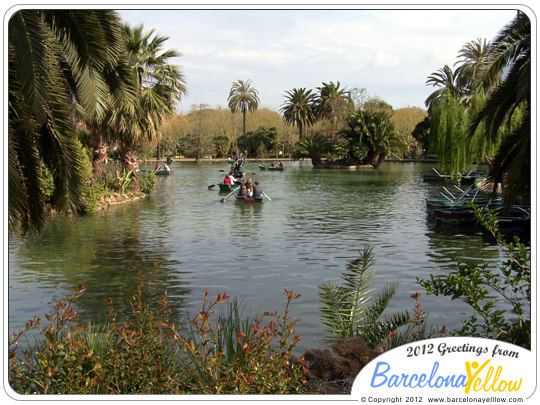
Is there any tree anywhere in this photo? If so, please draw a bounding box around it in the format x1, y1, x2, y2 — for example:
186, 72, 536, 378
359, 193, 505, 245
340, 108, 407, 168
213, 135, 230, 158
227, 79, 260, 137
314, 81, 354, 134
455, 38, 492, 97
280, 88, 317, 140
113, 24, 187, 187
391, 107, 428, 157
470, 11, 531, 204
411, 117, 431, 154
293, 133, 330, 166
8, 10, 130, 234
425, 65, 462, 112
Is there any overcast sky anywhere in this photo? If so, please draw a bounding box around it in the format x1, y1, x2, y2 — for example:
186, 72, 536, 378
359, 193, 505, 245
116, 7, 520, 114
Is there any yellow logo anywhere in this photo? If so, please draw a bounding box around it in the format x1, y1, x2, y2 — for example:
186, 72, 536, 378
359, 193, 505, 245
465, 360, 522, 394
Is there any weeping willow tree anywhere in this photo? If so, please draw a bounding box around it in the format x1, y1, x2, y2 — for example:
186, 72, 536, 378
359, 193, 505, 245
429, 92, 500, 178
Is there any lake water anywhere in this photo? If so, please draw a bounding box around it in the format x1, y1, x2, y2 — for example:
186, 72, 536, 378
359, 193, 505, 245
8, 161, 508, 353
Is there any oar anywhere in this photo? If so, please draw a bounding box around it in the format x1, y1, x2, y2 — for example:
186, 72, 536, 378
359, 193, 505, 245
219, 187, 240, 203
262, 192, 272, 201
208, 184, 216, 189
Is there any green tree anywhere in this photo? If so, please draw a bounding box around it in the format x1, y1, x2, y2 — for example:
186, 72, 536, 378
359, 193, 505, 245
112, 24, 187, 188
213, 135, 230, 158
470, 11, 531, 204
455, 38, 492, 98
314, 81, 354, 135
227, 79, 260, 137
8, 10, 129, 234
340, 108, 407, 167
280, 88, 317, 140
425, 65, 462, 112
293, 133, 330, 166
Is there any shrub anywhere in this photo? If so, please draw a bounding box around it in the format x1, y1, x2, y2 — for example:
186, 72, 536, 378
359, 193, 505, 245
9, 282, 313, 394
138, 171, 157, 194
418, 204, 531, 348
318, 246, 410, 348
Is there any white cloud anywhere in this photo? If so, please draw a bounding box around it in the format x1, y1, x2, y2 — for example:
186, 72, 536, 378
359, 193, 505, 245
117, 8, 518, 112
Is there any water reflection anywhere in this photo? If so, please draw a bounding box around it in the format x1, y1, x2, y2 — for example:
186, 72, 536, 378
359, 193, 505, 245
8, 162, 519, 352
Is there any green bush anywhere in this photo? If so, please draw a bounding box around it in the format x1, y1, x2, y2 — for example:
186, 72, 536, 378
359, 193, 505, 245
139, 171, 157, 194
318, 246, 410, 348
418, 203, 531, 348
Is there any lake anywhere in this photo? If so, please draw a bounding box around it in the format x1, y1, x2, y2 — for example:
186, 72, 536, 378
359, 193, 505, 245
8, 161, 508, 353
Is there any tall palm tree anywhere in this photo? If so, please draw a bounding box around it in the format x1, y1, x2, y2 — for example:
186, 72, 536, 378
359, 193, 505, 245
113, 24, 187, 185
227, 79, 260, 137
8, 10, 130, 234
315, 81, 352, 124
424, 65, 461, 112
455, 38, 492, 93
280, 88, 317, 140
470, 11, 531, 204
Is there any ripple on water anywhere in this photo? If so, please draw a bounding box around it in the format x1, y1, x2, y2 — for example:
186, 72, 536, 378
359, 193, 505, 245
9, 162, 516, 353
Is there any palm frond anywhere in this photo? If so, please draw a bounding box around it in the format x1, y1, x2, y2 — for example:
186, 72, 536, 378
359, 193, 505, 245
319, 246, 409, 348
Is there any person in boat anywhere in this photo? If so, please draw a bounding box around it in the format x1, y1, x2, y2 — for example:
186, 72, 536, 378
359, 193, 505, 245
253, 180, 263, 200
224, 173, 233, 185
155, 162, 162, 172
239, 183, 249, 199
278, 161, 283, 168
234, 171, 244, 184
228, 172, 237, 184
238, 162, 245, 173
163, 163, 171, 172
246, 178, 254, 198
166, 156, 173, 164
270, 160, 276, 167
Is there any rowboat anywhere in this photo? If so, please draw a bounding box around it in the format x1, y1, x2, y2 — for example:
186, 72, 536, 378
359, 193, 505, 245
235, 195, 263, 204
423, 168, 485, 185
154, 169, 172, 175
218, 183, 236, 192
234, 191, 263, 204
494, 205, 530, 235
258, 164, 284, 171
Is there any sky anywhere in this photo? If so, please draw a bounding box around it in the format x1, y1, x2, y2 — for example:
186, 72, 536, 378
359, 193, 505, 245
114, 6, 520, 114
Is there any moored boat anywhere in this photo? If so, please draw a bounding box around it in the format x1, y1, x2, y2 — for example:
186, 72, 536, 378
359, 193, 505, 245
493, 205, 530, 235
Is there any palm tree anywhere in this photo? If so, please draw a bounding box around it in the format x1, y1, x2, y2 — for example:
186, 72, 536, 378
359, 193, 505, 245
8, 10, 130, 234
114, 24, 187, 186
340, 109, 407, 168
455, 38, 492, 94
470, 11, 531, 204
314, 81, 353, 128
424, 65, 461, 112
280, 88, 317, 140
227, 79, 260, 137
293, 133, 330, 166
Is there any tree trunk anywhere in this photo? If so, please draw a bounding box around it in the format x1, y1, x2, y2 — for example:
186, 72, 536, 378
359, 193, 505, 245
242, 108, 247, 137
364, 151, 386, 168
92, 130, 108, 178
121, 145, 140, 192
